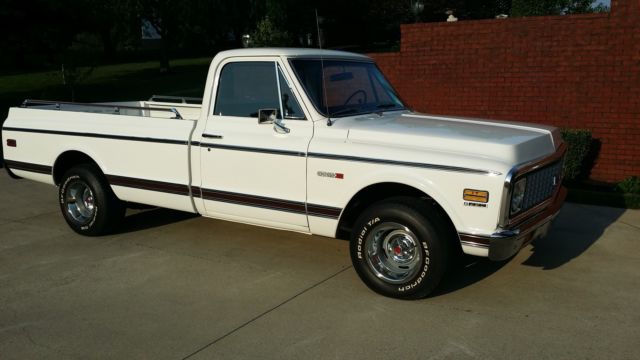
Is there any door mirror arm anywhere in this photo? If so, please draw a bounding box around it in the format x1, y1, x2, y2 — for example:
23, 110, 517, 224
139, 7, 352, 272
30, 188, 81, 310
273, 119, 290, 134
258, 108, 290, 134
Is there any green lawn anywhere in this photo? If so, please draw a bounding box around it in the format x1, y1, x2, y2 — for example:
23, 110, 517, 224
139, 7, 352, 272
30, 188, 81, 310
0, 57, 212, 121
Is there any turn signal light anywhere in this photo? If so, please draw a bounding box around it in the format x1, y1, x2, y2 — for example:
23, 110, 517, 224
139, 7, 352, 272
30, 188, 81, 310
6, 139, 16, 147
463, 189, 489, 203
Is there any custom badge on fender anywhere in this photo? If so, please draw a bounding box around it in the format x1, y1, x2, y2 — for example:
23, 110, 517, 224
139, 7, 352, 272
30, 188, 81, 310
463, 188, 489, 208
317, 171, 344, 179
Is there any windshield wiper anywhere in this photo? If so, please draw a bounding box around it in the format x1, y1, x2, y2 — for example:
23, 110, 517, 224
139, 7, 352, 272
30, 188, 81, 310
329, 107, 359, 117
376, 103, 401, 109
329, 104, 402, 119
373, 103, 403, 116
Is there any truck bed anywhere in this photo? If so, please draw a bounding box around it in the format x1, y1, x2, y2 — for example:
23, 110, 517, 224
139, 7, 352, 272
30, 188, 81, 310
2, 96, 202, 213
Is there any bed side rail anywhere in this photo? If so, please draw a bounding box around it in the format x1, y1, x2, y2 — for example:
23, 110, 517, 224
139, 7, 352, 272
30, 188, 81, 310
20, 99, 184, 119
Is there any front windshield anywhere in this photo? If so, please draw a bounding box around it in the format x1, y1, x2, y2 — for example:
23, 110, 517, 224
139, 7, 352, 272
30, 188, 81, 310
290, 59, 405, 118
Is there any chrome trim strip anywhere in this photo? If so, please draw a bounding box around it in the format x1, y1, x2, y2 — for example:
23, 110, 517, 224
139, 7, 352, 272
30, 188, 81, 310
106, 175, 341, 219
4, 128, 501, 175
306, 203, 343, 219
148, 95, 203, 104
107, 175, 191, 196
4, 159, 52, 175
21, 99, 185, 115
307, 153, 502, 176
199, 142, 306, 157
498, 142, 567, 228
459, 229, 519, 243
2, 127, 189, 145
460, 240, 490, 249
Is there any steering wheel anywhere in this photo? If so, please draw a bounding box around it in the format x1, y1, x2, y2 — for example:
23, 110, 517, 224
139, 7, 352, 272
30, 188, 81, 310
343, 90, 367, 106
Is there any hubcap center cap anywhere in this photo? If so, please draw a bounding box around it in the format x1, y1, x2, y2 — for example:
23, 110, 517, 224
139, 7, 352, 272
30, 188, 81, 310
65, 181, 95, 223
365, 223, 423, 284
385, 233, 417, 263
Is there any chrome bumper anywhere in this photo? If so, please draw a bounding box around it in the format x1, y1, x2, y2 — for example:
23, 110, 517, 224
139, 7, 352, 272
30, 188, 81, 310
459, 186, 567, 261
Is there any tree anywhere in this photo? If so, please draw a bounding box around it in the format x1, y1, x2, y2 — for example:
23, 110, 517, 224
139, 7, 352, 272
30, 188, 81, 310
81, 0, 141, 61
139, 0, 190, 72
511, 0, 609, 17
251, 16, 291, 47
0, 0, 88, 71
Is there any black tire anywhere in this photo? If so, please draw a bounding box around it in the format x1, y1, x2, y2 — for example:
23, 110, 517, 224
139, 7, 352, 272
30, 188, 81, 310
58, 164, 124, 236
350, 197, 451, 299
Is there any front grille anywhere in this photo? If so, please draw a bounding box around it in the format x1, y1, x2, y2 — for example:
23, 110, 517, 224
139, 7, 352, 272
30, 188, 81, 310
519, 160, 563, 213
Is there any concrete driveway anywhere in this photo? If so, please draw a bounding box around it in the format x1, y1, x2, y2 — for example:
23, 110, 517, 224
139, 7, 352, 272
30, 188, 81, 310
0, 171, 638, 359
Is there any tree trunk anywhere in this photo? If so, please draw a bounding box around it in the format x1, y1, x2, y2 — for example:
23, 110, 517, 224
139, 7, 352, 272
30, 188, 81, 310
159, 27, 170, 73
100, 28, 116, 61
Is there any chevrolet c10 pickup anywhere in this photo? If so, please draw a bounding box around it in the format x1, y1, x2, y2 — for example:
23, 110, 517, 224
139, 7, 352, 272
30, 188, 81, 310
1, 48, 566, 299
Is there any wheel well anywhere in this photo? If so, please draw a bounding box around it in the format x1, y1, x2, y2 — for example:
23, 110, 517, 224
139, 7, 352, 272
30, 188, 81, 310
336, 183, 458, 246
53, 151, 101, 185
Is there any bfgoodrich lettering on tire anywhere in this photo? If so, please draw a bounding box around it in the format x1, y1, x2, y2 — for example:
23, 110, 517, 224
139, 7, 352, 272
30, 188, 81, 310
59, 164, 124, 236
350, 197, 451, 299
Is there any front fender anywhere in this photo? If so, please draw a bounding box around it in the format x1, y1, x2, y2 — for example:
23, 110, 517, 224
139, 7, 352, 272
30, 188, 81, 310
341, 166, 466, 231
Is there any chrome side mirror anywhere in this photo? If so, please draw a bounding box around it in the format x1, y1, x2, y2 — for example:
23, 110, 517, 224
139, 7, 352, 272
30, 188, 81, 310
258, 108, 277, 124
258, 108, 290, 134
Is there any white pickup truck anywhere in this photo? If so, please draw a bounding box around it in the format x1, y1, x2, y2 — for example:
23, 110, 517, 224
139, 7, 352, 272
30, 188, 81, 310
1, 48, 566, 299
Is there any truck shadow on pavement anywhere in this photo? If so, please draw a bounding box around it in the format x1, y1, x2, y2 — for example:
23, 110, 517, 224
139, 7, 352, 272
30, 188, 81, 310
521, 203, 625, 270
433, 203, 625, 297
114, 208, 198, 234
107, 203, 626, 297
433, 256, 509, 297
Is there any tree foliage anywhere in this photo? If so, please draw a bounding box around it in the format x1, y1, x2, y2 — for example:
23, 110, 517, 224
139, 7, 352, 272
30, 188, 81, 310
0, 0, 612, 73
250, 17, 290, 47
511, 0, 608, 17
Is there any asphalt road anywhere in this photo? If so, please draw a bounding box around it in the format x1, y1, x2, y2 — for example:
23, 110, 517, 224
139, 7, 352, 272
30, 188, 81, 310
0, 171, 639, 359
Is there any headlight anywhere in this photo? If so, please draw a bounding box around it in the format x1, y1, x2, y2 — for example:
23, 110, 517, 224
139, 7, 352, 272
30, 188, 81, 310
510, 178, 527, 215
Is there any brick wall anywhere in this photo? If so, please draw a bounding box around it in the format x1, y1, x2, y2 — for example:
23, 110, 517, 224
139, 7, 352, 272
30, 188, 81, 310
370, 0, 639, 183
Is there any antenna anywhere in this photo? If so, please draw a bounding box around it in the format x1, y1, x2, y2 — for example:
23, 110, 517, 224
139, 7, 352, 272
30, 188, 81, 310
315, 9, 322, 49
315, 9, 332, 126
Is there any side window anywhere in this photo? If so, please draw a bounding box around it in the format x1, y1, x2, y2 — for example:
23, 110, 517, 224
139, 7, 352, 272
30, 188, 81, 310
214, 62, 279, 118
278, 68, 306, 120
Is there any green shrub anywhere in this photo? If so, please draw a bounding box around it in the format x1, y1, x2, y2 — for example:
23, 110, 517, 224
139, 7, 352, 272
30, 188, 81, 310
250, 17, 290, 47
616, 176, 640, 194
560, 129, 592, 182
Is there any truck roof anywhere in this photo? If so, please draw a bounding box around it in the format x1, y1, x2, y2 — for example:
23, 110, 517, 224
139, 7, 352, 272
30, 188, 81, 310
214, 48, 372, 61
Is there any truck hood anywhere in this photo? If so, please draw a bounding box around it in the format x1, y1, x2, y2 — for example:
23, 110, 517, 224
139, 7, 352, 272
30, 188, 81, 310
341, 112, 561, 166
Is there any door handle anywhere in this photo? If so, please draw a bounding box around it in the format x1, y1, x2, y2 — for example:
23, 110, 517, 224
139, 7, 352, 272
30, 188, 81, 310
202, 133, 223, 139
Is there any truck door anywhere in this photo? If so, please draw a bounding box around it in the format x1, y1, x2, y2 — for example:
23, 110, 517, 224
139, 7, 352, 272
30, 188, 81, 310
198, 58, 312, 231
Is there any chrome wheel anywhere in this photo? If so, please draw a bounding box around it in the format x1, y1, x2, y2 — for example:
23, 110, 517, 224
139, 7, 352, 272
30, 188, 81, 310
364, 222, 422, 284
64, 181, 95, 224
